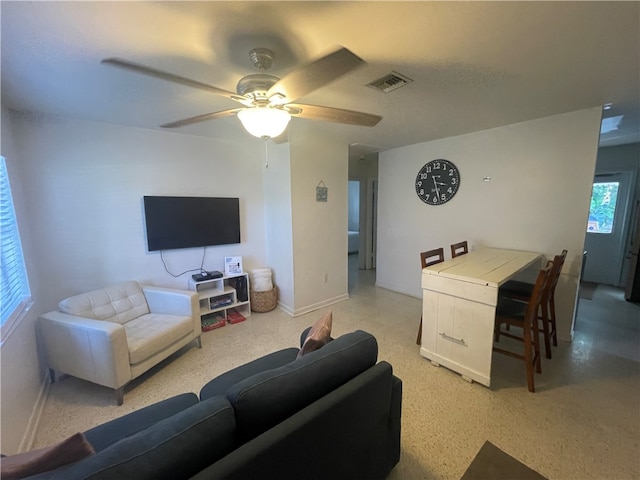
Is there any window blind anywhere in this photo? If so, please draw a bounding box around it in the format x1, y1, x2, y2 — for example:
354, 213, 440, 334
1, 157, 31, 325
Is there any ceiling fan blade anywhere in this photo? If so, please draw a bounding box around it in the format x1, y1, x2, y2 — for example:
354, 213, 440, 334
267, 47, 365, 103
101, 58, 251, 105
287, 103, 382, 127
160, 108, 244, 128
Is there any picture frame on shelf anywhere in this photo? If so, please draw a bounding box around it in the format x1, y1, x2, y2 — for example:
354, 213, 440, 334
225, 256, 243, 276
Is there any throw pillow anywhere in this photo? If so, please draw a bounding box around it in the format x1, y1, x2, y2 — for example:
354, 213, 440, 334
0, 432, 95, 480
297, 310, 332, 358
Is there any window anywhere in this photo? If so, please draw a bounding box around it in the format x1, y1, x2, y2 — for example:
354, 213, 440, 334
587, 181, 619, 234
1, 156, 31, 330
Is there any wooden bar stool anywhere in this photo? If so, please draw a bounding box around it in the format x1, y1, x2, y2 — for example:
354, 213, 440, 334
499, 249, 567, 358
493, 261, 553, 392
450, 241, 468, 258
416, 248, 445, 345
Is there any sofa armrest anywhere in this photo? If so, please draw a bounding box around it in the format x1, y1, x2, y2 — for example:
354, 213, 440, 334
389, 375, 402, 469
142, 285, 197, 317
38, 312, 131, 389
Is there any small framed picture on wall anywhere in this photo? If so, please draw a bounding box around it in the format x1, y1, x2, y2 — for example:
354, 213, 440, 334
225, 256, 243, 276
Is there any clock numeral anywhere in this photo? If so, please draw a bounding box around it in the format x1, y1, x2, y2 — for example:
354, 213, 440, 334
420, 173, 428, 180
424, 193, 430, 201
441, 194, 446, 201
451, 178, 457, 185
449, 169, 455, 176
419, 188, 424, 196
434, 162, 441, 170
417, 180, 422, 187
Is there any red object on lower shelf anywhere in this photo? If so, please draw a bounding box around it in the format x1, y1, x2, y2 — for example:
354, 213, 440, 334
202, 315, 226, 331
227, 309, 246, 324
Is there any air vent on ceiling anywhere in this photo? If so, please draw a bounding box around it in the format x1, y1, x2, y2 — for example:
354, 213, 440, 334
367, 71, 413, 93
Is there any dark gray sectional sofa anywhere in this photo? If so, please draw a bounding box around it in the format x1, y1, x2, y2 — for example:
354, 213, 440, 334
26, 329, 402, 479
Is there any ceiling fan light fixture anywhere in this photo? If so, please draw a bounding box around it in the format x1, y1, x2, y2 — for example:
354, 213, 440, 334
237, 107, 291, 138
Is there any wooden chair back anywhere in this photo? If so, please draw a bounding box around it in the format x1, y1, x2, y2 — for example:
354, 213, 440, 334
542, 249, 568, 350
527, 261, 554, 322
450, 241, 469, 258
545, 249, 568, 302
420, 248, 445, 268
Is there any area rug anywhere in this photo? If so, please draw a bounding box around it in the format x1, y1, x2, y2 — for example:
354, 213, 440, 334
580, 281, 598, 300
460, 441, 547, 480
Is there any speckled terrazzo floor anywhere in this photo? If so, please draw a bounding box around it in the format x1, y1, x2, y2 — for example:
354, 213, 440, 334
33, 258, 640, 480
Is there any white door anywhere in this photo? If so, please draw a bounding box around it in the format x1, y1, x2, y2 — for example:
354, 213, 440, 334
583, 172, 633, 286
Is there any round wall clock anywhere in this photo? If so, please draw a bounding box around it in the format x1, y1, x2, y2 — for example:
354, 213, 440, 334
415, 159, 460, 205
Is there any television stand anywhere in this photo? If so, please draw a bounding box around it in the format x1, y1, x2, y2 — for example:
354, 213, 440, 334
189, 273, 250, 330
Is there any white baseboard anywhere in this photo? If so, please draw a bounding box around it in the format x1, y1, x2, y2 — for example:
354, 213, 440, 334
374, 281, 421, 300
18, 373, 50, 453
276, 301, 294, 316
291, 293, 350, 317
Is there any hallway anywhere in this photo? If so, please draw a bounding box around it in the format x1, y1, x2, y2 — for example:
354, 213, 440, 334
574, 283, 640, 362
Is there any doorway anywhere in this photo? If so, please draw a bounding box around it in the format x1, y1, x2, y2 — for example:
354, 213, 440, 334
583, 172, 634, 286
348, 181, 360, 257
347, 152, 379, 293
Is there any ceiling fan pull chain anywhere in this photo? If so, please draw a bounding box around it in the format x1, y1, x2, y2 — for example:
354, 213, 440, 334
263, 136, 269, 168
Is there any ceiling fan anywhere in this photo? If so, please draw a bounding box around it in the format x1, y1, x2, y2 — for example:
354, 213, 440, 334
101, 47, 382, 139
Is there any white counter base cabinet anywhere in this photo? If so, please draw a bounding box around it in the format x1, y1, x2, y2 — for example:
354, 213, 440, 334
421, 284, 496, 386
420, 248, 544, 387
189, 273, 251, 324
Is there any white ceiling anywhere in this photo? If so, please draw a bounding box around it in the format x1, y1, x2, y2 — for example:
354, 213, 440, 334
2, 1, 639, 161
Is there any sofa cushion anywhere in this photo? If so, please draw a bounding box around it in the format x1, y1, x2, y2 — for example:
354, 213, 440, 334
297, 310, 332, 358
59, 281, 149, 325
84, 393, 199, 452
0, 433, 94, 480
227, 330, 378, 442
27, 396, 236, 480
199, 348, 299, 401
125, 313, 195, 364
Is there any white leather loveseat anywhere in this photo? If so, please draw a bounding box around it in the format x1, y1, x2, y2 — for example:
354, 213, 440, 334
38, 281, 201, 405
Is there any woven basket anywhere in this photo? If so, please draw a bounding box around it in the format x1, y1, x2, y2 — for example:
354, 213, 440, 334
250, 286, 278, 313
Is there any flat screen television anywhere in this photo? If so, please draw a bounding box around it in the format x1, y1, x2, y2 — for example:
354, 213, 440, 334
143, 196, 241, 251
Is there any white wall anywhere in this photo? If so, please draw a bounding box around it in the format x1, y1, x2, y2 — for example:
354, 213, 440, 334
1, 112, 269, 453
1, 107, 47, 455
376, 108, 602, 341
263, 141, 295, 310
10, 114, 267, 309
290, 130, 349, 315
263, 128, 351, 316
